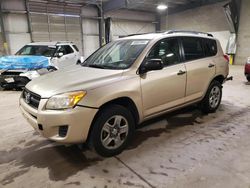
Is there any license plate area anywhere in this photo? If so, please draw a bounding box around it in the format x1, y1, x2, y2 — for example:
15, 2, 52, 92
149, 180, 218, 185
5, 77, 14, 83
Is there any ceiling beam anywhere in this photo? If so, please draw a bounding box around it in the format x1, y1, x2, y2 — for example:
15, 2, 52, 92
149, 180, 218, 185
167, 0, 228, 15
103, 0, 127, 13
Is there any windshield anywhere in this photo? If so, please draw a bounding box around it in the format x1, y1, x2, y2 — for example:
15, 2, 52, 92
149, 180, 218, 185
82, 39, 149, 70
16, 45, 57, 57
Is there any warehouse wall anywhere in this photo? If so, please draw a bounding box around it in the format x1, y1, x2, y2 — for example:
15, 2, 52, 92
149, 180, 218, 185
81, 6, 99, 58
161, 1, 231, 53
2, 0, 31, 54
106, 10, 156, 40
235, 0, 250, 65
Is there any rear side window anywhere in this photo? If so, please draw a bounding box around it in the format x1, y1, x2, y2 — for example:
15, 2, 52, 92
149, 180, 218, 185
64, 45, 74, 54
182, 37, 204, 61
72, 45, 79, 52
203, 39, 217, 57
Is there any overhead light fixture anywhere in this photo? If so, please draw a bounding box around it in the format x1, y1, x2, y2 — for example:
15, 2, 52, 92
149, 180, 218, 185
157, 4, 168, 10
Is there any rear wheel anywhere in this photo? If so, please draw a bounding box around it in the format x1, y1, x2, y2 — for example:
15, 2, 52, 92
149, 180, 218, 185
247, 76, 250, 82
200, 80, 222, 113
88, 105, 135, 157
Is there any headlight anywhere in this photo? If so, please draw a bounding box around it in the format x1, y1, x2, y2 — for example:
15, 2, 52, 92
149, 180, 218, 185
46, 91, 86, 110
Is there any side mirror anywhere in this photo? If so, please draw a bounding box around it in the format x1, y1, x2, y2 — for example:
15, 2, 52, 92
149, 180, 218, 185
57, 52, 64, 58
139, 59, 163, 74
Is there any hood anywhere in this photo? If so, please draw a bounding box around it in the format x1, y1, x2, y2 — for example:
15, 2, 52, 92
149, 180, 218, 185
26, 66, 124, 98
0, 56, 49, 70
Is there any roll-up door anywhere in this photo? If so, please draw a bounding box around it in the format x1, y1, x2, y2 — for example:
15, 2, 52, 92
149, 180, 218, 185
27, 1, 83, 54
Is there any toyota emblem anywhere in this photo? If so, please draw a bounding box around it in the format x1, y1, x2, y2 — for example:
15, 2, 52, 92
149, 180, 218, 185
25, 92, 31, 104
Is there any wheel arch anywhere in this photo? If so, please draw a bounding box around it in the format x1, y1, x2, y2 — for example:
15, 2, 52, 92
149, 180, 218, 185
212, 75, 225, 85
86, 97, 140, 143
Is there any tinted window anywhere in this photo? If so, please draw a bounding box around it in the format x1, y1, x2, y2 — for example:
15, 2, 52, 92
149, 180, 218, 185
73, 45, 79, 52
204, 39, 217, 57
57, 45, 74, 55
182, 37, 204, 61
148, 38, 181, 67
64, 45, 74, 54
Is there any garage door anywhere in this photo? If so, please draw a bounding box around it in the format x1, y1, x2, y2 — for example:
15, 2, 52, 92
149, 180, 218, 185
27, 1, 83, 54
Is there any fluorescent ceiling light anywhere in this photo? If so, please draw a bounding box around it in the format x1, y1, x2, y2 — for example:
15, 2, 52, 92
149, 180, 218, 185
157, 4, 168, 10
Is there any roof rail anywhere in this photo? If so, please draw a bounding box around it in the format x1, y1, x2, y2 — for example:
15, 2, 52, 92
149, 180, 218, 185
165, 30, 213, 37
56, 41, 73, 45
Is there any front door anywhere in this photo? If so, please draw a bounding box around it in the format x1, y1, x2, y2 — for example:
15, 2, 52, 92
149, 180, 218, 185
140, 38, 187, 117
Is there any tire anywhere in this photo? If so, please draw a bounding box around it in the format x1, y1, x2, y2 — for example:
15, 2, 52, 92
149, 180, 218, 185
247, 76, 250, 82
88, 105, 135, 157
200, 80, 222, 113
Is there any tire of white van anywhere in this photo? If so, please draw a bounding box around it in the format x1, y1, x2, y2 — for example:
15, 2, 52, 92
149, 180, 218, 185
200, 80, 222, 113
88, 105, 135, 157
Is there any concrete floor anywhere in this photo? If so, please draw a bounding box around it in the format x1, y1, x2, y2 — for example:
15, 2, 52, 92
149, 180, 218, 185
0, 65, 250, 188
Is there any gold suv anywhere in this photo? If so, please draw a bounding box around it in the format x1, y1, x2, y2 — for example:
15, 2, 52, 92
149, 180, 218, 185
20, 31, 229, 157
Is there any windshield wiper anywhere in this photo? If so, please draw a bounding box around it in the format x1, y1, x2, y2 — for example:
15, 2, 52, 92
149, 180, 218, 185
87, 64, 106, 69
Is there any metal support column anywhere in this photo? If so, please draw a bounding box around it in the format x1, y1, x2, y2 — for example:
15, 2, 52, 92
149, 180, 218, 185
97, 4, 104, 47
25, 0, 33, 42
0, 0, 8, 55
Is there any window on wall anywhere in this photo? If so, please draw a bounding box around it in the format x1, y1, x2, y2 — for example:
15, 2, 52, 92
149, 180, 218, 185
181, 37, 205, 61
148, 38, 181, 67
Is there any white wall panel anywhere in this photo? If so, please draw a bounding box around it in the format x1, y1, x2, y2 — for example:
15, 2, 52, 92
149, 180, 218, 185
112, 21, 155, 38
7, 33, 31, 54
83, 36, 99, 58
82, 18, 99, 57
4, 14, 29, 33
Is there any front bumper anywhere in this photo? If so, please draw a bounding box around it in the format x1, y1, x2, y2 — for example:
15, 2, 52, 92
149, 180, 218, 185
19, 97, 98, 143
0, 75, 30, 88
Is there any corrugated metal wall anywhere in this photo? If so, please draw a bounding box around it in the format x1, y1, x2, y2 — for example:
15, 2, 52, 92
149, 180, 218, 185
28, 1, 83, 54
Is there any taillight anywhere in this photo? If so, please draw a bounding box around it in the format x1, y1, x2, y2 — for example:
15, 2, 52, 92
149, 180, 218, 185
224, 54, 229, 62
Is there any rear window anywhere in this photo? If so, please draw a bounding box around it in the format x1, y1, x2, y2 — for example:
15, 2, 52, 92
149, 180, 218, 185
203, 39, 217, 57
182, 37, 205, 61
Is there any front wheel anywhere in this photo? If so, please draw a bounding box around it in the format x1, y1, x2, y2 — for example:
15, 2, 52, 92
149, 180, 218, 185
88, 105, 135, 157
200, 80, 222, 113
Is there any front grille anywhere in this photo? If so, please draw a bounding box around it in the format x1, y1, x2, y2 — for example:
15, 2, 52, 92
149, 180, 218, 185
23, 89, 41, 109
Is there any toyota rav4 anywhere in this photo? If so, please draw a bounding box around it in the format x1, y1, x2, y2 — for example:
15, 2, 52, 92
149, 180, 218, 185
20, 31, 229, 157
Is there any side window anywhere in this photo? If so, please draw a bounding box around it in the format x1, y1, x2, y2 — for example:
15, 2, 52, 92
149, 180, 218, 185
148, 38, 181, 67
72, 45, 79, 52
204, 39, 217, 57
64, 45, 74, 54
57, 46, 66, 55
182, 37, 204, 61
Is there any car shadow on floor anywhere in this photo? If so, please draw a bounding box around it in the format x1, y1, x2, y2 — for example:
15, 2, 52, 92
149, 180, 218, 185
0, 104, 227, 185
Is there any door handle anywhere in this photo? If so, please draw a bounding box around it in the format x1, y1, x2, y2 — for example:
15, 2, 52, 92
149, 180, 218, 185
208, 64, 215, 68
177, 70, 186, 75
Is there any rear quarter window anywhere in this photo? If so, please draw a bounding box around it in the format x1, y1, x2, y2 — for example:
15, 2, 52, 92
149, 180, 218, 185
203, 39, 217, 57
72, 45, 79, 52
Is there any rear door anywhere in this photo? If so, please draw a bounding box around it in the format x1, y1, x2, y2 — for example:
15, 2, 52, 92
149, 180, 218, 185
140, 37, 187, 117
181, 37, 216, 102
55, 45, 76, 68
